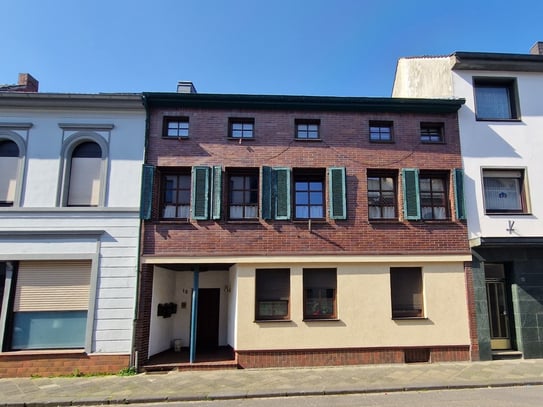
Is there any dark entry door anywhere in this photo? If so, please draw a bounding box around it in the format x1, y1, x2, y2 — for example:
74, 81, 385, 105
485, 264, 511, 350
196, 288, 220, 349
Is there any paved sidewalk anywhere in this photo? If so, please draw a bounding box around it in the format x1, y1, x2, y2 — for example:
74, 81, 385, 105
1, 359, 543, 406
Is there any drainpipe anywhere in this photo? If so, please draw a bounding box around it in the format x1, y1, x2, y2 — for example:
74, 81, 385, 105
130, 94, 151, 371
189, 265, 200, 363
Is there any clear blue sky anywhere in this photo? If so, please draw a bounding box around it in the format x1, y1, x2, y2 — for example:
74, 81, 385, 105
1, 0, 542, 96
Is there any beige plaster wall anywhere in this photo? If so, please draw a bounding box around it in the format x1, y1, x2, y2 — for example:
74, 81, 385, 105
234, 261, 470, 350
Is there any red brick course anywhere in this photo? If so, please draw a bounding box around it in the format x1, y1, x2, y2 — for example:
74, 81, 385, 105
0, 352, 129, 378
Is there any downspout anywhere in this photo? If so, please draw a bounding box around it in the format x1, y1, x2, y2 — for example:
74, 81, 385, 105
130, 94, 151, 371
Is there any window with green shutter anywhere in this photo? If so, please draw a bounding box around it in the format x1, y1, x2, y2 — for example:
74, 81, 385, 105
402, 168, 421, 220
211, 166, 222, 220
328, 167, 346, 220
261, 166, 272, 219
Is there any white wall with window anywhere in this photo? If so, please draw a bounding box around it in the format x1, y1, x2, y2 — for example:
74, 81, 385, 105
0, 94, 145, 361
452, 70, 543, 239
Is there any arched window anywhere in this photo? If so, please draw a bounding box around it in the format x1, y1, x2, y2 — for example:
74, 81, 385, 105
0, 139, 20, 206
67, 141, 102, 206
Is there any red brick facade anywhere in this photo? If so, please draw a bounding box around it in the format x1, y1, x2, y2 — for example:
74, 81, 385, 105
0, 352, 129, 378
137, 94, 472, 369
143, 105, 468, 257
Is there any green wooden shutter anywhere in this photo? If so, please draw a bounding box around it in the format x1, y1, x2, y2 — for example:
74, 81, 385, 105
402, 168, 421, 220
140, 164, 154, 220
191, 166, 210, 220
261, 166, 272, 219
328, 167, 347, 220
211, 165, 222, 220
453, 168, 466, 220
274, 167, 291, 220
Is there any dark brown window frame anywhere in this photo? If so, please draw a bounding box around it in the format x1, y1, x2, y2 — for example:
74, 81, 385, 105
228, 118, 255, 139
227, 168, 259, 220
367, 170, 397, 220
293, 168, 326, 220
473, 77, 520, 121
255, 268, 290, 321
482, 169, 528, 214
390, 267, 424, 319
420, 122, 444, 144
159, 167, 191, 220
295, 119, 321, 140
303, 268, 337, 320
419, 171, 450, 220
163, 116, 190, 138
369, 121, 394, 143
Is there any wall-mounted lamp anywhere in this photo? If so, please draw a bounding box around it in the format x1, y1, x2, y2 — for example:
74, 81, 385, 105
507, 220, 515, 235
224, 285, 231, 293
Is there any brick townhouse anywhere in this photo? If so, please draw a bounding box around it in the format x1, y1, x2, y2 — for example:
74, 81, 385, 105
135, 86, 474, 370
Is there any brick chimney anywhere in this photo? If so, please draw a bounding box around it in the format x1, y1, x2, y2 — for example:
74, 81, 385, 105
177, 81, 197, 93
529, 42, 543, 55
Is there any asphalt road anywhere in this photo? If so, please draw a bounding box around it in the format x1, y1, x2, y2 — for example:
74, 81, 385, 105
94, 385, 543, 407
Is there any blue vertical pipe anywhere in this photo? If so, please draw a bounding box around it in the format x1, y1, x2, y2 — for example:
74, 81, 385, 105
189, 265, 200, 363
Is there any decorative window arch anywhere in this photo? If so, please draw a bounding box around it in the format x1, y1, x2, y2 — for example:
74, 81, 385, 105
0, 131, 26, 207
60, 132, 109, 207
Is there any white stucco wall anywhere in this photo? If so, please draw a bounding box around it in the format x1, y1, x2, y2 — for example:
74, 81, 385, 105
0, 98, 145, 355
452, 70, 543, 239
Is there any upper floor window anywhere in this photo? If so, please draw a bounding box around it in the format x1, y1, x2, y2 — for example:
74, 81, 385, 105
162, 170, 191, 219
295, 119, 320, 140
369, 121, 393, 142
482, 169, 528, 214
368, 172, 396, 220
420, 123, 444, 143
402, 169, 463, 221
163, 117, 189, 138
419, 173, 448, 220
474, 78, 519, 120
229, 118, 254, 139
0, 139, 20, 207
228, 169, 259, 220
67, 141, 102, 207
294, 169, 325, 219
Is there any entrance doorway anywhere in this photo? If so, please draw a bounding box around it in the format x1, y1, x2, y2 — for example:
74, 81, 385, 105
485, 264, 511, 350
196, 288, 220, 349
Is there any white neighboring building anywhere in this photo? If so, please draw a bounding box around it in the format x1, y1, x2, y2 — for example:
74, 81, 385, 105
0, 77, 145, 377
393, 42, 543, 360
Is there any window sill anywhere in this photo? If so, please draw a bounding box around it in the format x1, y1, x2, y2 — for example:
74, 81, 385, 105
158, 219, 191, 224
392, 317, 427, 321
485, 212, 531, 216
293, 219, 327, 224
0, 348, 85, 356
369, 218, 400, 223
162, 136, 190, 140
254, 319, 292, 323
294, 138, 322, 142
369, 140, 395, 144
228, 137, 255, 141
303, 318, 340, 322
475, 118, 522, 122
420, 141, 445, 145
226, 219, 261, 224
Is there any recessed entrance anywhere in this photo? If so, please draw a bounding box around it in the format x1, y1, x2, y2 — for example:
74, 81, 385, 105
485, 263, 511, 350
196, 288, 220, 349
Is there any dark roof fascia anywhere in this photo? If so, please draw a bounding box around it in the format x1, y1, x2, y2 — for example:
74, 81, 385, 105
474, 237, 543, 248
0, 92, 144, 111
142, 92, 464, 113
451, 51, 543, 72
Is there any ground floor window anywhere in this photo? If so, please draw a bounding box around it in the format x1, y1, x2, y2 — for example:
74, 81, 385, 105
255, 269, 290, 320
3, 260, 91, 350
390, 267, 424, 319
303, 268, 337, 319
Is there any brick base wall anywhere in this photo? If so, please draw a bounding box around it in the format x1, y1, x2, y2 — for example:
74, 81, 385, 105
236, 346, 470, 369
0, 352, 130, 378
